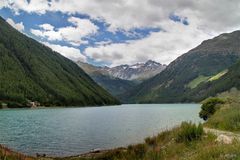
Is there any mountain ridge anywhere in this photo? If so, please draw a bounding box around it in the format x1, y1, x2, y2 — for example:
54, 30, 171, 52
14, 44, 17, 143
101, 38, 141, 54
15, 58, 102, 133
78, 60, 166, 81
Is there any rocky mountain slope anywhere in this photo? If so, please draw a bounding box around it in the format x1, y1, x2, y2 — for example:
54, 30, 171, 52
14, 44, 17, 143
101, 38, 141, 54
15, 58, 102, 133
107, 60, 166, 82
77, 60, 165, 97
78, 60, 166, 82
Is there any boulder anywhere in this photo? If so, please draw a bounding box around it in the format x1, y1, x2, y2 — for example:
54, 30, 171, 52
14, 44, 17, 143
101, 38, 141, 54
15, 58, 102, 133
216, 134, 233, 144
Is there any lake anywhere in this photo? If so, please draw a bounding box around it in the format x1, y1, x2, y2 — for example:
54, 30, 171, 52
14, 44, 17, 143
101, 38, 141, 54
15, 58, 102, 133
0, 104, 202, 157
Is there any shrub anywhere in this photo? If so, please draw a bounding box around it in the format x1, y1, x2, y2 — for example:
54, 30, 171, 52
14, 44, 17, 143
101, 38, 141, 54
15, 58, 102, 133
199, 98, 224, 120
176, 122, 203, 143
132, 144, 147, 159
145, 137, 157, 146
127, 145, 134, 151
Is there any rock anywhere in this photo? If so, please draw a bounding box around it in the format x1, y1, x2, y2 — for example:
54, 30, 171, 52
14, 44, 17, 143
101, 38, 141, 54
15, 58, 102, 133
216, 134, 233, 144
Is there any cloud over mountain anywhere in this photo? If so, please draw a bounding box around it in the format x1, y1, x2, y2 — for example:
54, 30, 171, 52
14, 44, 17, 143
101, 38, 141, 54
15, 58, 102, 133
6, 18, 24, 32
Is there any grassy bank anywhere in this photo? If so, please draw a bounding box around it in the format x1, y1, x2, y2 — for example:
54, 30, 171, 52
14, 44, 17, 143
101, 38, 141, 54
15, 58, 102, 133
54, 123, 240, 160
205, 88, 240, 132
2, 124, 240, 160
0, 145, 35, 160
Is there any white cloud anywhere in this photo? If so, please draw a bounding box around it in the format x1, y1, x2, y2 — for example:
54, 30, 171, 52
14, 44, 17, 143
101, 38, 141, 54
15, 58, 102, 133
30, 17, 98, 46
30, 28, 62, 41
3, 0, 50, 14
4, 0, 240, 32
43, 42, 87, 62
85, 21, 210, 66
0, 0, 8, 9
6, 18, 24, 32
30, 29, 44, 37
4, 0, 240, 65
39, 23, 54, 31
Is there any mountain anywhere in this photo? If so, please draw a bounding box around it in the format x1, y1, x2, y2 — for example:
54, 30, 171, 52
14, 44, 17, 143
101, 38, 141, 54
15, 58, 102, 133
107, 60, 166, 82
77, 61, 137, 97
127, 30, 240, 103
0, 16, 119, 108
77, 60, 166, 98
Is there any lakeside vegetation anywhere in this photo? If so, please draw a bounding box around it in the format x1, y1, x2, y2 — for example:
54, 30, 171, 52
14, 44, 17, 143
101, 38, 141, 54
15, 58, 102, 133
205, 89, 240, 132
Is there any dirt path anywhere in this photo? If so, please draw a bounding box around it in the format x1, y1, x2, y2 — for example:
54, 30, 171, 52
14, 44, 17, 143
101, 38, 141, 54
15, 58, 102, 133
204, 127, 240, 140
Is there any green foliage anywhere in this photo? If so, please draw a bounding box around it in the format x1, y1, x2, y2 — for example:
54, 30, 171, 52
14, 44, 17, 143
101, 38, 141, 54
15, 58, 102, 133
208, 69, 228, 81
176, 122, 204, 143
187, 75, 210, 89
132, 144, 147, 159
199, 98, 224, 120
144, 137, 157, 146
0, 17, 119, 107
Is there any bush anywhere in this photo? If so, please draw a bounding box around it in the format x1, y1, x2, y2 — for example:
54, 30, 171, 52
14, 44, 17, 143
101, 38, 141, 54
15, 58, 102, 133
199, 98, 224, 120
145, 137, 157, 146
132, 144, 147, 159
176, 122, 203, 143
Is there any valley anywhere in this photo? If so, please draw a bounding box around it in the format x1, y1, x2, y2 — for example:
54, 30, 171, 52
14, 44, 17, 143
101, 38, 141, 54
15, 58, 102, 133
1, 1, 240, 159
77, 60, 166, 97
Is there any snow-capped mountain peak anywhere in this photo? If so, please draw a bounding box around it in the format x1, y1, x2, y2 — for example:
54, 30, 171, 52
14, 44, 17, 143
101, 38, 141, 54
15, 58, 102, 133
108, 60, 166, 81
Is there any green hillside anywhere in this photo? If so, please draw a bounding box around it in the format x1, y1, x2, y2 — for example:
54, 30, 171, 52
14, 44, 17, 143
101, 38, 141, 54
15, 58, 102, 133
0, 17, 119, 108
126, 31, 240, 103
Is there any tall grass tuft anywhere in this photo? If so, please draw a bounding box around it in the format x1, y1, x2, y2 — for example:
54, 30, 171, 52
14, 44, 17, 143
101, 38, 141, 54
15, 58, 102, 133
176, 122, 204, 143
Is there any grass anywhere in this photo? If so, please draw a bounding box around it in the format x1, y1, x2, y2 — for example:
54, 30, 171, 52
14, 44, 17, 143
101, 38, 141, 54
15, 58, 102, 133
187, 75, 210, 89
205, 88, 240, 132
0, 145, 35, 160
205, 104, 240, 132
186, 70, 228, 90
218, 88, 240, 103
208, 69, 228, 81
176, 122, 203, 143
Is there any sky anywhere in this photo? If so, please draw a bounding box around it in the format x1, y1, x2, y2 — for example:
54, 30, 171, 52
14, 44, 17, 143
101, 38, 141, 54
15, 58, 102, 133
0, 0, 240, 67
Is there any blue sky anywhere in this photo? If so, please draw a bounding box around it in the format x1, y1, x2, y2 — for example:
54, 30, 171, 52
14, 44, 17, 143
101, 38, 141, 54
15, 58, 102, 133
0, 0, 238, 66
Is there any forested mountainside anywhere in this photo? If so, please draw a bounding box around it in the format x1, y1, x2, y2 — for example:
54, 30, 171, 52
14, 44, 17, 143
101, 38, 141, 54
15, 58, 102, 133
0, 16, 119, 108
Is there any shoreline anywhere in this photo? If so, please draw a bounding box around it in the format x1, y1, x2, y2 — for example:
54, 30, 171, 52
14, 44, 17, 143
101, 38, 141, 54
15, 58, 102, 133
0, 144, 35, 160
0, 143, 127, 159
0, 104, 123, 110
0, 123, 181, 159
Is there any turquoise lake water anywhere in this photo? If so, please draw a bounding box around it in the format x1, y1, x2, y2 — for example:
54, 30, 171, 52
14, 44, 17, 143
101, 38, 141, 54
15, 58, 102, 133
0, 104, 202, 157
